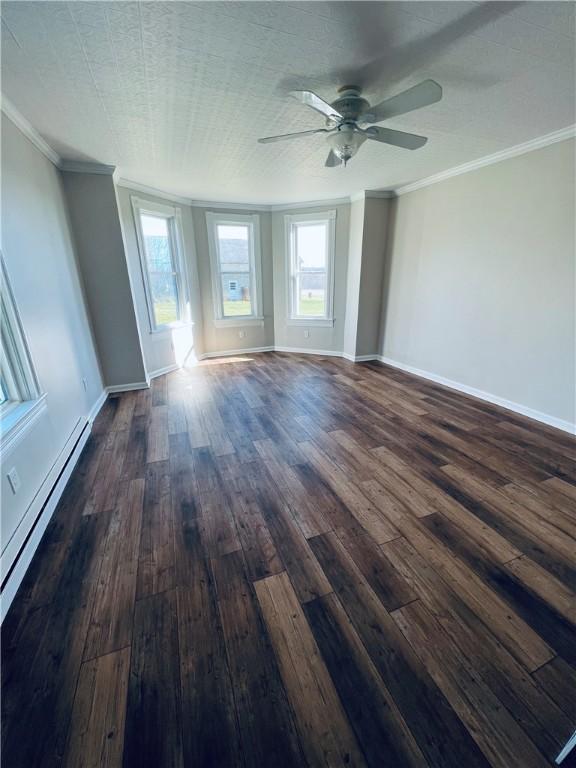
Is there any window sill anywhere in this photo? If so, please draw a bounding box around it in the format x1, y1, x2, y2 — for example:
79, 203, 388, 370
149, 321, 195, 335
287, 317, 335, 328
214, 316, 265, 329
0, 394, 48, 455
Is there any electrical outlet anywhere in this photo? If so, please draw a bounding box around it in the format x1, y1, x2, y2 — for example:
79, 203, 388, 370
7, 467, 21, 495
238, 330, 246, 339
304, 330, 310, 339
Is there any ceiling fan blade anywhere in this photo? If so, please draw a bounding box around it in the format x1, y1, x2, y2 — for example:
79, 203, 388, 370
361, 80, 442, 124
364, 126, 428, 150
325, 150, 342, 168
258, 128, 331, 144
290, 90, 343, 121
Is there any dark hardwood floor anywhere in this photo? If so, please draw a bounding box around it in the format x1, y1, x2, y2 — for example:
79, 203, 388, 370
2, 352, 575, 768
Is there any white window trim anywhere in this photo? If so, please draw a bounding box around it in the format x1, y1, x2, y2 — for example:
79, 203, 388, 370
285, 210, 336, 327
206, 212, 264, 328
1, 254, 46, 452
131, 196, 191, 334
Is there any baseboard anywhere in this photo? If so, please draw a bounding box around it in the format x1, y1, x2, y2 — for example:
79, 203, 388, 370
1, 416, 92, 622
106, 381, 149, 393
377, 355, 575, 435
147, 364, 180, 380
199, 346, 374, 362
200, 346, 274, 359
274, 346, 342, 357
342, 353, 379, 363
87, 389, 107, 424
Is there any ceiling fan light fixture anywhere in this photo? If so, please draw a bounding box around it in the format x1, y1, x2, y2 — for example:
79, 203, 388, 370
327, 125, 364, 166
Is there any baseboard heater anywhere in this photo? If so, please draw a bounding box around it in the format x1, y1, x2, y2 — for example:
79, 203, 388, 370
1, 419, 90, 620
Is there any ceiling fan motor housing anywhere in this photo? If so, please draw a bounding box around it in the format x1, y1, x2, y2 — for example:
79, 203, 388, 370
329, 86, 370, 123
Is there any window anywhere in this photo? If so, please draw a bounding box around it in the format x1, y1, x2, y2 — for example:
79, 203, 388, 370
206, 213, 263, 326
131, 198, 190, 332
1, 254, 43, 443
285, 211, 336, 326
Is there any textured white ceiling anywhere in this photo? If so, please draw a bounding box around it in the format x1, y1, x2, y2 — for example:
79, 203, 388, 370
1, 1, 575, 204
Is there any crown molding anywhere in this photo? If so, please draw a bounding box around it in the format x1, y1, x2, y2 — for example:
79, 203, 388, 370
193, 199, 271, 212
269, 196, 350, 212
350, 190, 396, 203
59, 160, 115, 175
1, 95, 61, 166
116, 177, 353, 212
4, 93, 572, 208
395, 125, 576, 196
115, 178, 194, 206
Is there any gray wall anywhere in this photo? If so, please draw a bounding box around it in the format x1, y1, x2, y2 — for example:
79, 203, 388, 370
1, 114, 104, 575
343, 197, 364, 359
272, 202, 350, 353
344, 196, 391, 359
62, 172, 146, 387
193, 207, 275, 355
357, 198, 390, 357
379, 138, 576, 426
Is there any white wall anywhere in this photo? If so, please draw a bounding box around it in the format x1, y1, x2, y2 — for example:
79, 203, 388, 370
1, 114, 104, 579
380, 138, 576, 428
116, 186, 204, 373
272, 203, 350, 354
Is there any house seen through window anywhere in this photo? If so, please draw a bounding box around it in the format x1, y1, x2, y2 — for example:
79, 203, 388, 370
217, 224, 252, 317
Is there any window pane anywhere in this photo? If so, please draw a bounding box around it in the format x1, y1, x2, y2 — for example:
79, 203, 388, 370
140, 213, 182, 326
296, 223, 327, 270
149, 272, 179, 326
221, 273, 252, 316
217, 225, 250, 273
141, 215, 172, 272
297, 273, 326, 317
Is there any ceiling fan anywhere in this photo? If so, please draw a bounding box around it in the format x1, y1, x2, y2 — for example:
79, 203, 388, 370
258, 79, 442, 167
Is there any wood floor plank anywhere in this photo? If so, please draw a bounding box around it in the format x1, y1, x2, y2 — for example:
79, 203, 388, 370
64, 647, 130, 768
228, 472, 284, 583
176, 518, 242, 767
254, 572, 366, 767
532, 657, 576, 720
300, 440, 400, 544
382, 535, 573, 762
304, 593, 428, 768
253, 437, 332, 538
2, 513, 111, 768
504, 555, 575, 623
148, 404, 169, 463
137, 460, 175, 599
309, 531, 491, 768
84, 479, 144, 661
123, 589, 183, 768
247, 466, 333, 603
212, 550, 306, 767
392, 600, 550, 768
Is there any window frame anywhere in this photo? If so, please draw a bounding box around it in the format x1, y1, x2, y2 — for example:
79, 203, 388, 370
206, 212, 264, 328
131, 197, 191, 334
284, 210, 336, 327
1, 254, 45, 448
